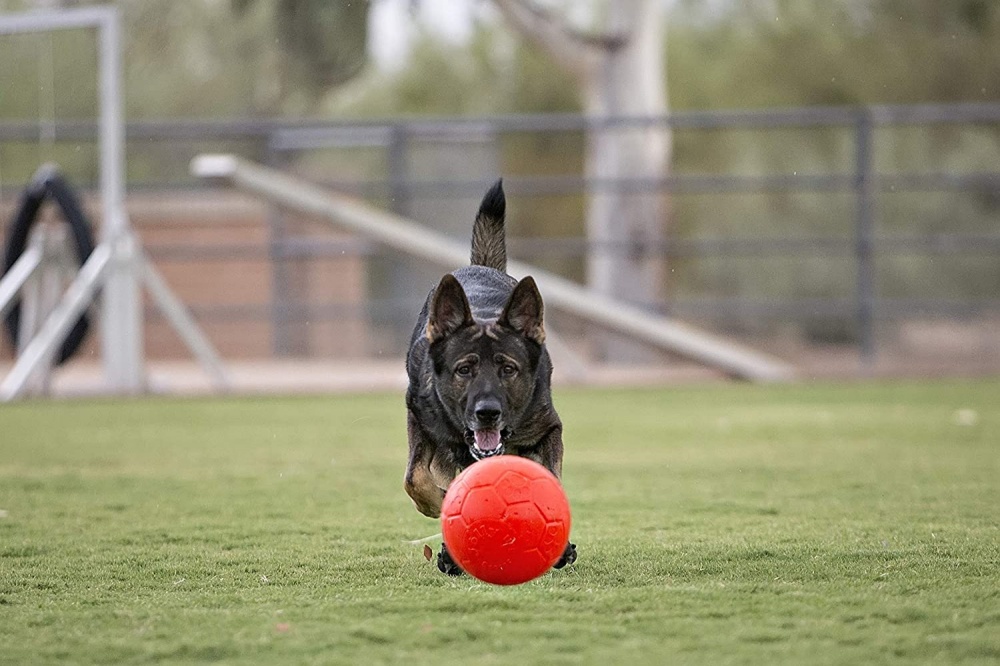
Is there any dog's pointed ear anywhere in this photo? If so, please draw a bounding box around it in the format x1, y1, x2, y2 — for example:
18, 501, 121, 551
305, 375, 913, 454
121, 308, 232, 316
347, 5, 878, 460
427, 274, 473, 343
500, 276, 545, 344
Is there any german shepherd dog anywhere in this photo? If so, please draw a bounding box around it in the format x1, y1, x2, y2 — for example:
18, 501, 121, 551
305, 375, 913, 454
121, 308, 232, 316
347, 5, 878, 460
404, 180, 577, 575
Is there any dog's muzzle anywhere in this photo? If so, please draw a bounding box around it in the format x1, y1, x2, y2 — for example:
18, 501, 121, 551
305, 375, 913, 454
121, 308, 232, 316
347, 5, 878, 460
466, 428, 510, 460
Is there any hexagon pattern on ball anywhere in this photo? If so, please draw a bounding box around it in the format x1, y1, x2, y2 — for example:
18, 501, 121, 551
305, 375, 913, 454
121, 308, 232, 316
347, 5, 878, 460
440, 456, 571, 585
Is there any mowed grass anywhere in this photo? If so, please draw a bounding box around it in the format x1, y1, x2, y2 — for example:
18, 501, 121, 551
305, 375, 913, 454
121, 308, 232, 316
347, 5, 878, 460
0, 381, 998, 665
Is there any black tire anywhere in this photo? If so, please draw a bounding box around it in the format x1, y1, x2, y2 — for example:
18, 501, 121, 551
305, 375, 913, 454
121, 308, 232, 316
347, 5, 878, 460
2, 170, 96, 364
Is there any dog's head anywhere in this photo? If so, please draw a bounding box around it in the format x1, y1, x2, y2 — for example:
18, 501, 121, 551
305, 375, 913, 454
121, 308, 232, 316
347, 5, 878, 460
426, 273, 546, 461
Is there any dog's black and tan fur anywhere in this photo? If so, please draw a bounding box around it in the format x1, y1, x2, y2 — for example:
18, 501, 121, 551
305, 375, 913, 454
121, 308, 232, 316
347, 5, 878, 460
404, 180, 576, 575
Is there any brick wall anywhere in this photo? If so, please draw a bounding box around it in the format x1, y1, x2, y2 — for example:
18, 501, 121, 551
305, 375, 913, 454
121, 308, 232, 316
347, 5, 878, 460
1, 190, 369, 361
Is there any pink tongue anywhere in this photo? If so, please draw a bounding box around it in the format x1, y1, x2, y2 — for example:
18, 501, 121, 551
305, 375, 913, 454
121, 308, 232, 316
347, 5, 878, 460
474, 429, 501, 451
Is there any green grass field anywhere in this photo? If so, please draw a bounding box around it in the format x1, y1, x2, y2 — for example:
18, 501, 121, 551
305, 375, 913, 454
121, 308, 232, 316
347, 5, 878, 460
1, 381, 998, 665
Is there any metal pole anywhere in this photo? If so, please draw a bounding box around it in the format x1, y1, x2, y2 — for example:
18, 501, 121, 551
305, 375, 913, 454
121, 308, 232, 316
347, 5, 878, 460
0, 6, 142, 394
140, 253, 229, 391
0, 7, 232, 398
193, 155, 796, 382
0, 244, 112, 401
387, 124, 410, 217
0, 6, 118, 34
97, 7, 145, 392
384, 124, 412, 340
25, 226, 75, 395
263, 139, 291, 356
0, 247, 44, 320
854, 109, 876, 366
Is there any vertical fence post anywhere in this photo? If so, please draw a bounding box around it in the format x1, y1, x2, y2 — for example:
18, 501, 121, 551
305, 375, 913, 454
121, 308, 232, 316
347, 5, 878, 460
264, 136, 292, 356
380, 124, 411, 341
387, 124, 409, 217
854, 108, 876, 366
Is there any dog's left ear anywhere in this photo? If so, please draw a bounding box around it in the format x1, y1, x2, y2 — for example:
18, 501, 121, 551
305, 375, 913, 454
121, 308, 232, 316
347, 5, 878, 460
500, 276, 545, 344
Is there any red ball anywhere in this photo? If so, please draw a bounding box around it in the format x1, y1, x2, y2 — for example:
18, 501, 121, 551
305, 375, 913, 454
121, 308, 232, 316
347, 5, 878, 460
440, 456, 572, 585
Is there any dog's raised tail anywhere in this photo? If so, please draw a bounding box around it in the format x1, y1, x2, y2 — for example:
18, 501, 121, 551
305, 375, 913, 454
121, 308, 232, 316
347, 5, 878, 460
470, 179, 506, 271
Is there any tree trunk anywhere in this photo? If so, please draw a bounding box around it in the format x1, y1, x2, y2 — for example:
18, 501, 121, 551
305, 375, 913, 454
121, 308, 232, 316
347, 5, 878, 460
583, 0, 669, 360
492, 0, 671, 361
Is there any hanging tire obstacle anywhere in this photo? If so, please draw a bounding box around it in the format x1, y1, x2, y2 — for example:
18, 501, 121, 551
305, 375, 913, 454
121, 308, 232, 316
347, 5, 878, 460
2, 166, 96, 364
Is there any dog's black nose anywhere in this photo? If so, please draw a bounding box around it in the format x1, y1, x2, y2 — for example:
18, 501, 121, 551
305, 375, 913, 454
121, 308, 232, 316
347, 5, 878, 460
474, 399, 502, 424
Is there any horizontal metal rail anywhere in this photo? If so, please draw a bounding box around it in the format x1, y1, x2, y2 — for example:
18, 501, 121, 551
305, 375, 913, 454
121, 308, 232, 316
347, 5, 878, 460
0, 5, 115, 34
11, 170, 994, 199
279, 171, 1000, 197
2, 102, 999, 143
2, 105, 994, 368
143, 297, 1000, 325
139, 233, 1000, 264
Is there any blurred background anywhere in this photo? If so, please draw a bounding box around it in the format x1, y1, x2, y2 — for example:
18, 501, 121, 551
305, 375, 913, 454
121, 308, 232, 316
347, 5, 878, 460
1, 0, 998, 394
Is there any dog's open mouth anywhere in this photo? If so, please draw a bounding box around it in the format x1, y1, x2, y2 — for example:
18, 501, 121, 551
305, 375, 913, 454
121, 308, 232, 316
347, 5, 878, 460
465, 428, 510, 460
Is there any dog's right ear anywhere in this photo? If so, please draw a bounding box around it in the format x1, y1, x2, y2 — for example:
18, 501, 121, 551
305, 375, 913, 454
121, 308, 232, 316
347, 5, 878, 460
427, 274, 473, 343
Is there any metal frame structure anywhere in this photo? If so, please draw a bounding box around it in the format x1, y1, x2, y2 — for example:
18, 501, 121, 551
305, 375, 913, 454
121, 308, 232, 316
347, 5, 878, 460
0, 6, 227, 400
13, 103, 978, 367
260, 104, 1000, 365
3, 91, 996, 372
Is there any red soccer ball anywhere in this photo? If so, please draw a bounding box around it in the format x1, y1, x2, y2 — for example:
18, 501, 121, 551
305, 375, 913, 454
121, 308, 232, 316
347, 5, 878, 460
440, 456, 572, 585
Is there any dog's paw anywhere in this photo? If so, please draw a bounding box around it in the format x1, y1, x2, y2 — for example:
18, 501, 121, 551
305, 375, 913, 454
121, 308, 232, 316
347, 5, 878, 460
553, 542, 577, 569
437, 544, 465, 576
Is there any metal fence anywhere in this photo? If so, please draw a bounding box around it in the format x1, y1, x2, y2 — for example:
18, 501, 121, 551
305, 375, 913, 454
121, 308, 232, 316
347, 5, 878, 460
2, 103, 999, 368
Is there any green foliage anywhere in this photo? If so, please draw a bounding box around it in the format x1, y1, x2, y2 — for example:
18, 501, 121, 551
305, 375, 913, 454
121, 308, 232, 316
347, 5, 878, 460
1, 0, 997, 327
340, 34, 499, 117
0, 381, 998, 663
659, 1, 1000, 329
668, 0, 1000, 109
235, 0, 368, 94
1, 1, 997, 117
325, 25, 579, 118
0, 27, 97, 121
121, 0, 267, 117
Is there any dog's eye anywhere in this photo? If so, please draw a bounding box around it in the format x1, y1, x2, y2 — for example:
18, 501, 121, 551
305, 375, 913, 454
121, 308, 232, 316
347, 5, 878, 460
500, 364, 518, 377
455, 364, 473, 377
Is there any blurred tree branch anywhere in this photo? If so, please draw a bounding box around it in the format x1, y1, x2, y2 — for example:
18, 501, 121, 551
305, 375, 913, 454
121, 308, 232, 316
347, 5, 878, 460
491, 0, 625, 80
232, 0, 368, 96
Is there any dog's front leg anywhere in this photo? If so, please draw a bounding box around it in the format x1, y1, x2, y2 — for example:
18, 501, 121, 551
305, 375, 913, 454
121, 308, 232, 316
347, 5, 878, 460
553, 542, 577, 569
404, 410, 447, 518
526, 424, 577, 570
525, 423, 565, 479
436, 543, 464, 576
